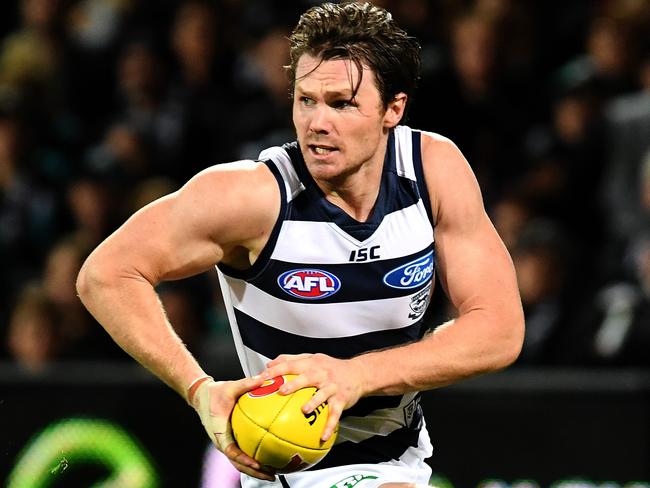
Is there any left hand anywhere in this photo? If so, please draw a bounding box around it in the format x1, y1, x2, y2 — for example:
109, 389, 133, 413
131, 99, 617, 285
261, 353, 365, 442
190, 376, 275, 481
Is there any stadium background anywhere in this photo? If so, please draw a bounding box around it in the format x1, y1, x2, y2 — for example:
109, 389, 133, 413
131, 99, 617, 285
1, 0, 649, 486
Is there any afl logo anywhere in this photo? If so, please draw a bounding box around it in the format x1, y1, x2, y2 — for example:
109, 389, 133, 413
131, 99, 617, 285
383, 251, 434, 289
278, 269, 341, 299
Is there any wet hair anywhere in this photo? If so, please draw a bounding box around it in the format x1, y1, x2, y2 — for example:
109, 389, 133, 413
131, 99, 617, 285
287, 2, 421, 110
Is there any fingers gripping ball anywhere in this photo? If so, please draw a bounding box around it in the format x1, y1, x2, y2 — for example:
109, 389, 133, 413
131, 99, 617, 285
231, 375, 337, 473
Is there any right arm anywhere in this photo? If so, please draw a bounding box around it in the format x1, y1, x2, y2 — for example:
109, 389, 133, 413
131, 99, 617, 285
76, 160, 280, 479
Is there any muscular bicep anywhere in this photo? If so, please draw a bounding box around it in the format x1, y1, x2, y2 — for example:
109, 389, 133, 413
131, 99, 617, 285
106, 190, 222, 284
88, 161, 280, 286
423, 134, 522, 320
435, 208, 520, 317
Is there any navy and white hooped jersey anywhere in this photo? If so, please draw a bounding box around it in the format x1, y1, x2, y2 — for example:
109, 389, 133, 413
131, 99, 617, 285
217, 125, 435, 470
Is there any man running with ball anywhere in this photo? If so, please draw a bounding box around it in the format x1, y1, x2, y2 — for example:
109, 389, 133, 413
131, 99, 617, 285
77, 3, 524, 487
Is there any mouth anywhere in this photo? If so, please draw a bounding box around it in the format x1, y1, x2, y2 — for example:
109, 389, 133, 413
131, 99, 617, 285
308, 144, 338, 157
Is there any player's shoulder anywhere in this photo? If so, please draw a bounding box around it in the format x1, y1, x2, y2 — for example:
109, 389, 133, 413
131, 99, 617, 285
196, 159, 271, 178
188, 159, 276, 188
177, 159, 281, 239
180, 159, 280, 209
417, 129, 462, 161
412, 129, 472, 188
412, 129, 481, 220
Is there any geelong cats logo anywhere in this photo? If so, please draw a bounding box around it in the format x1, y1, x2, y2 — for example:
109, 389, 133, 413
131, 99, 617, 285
409, 282, 432, 319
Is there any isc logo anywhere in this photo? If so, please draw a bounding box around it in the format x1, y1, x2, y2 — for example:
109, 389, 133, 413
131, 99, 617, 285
278, 269, 341, 299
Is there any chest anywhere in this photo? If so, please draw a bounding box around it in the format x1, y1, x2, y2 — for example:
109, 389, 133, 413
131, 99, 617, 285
251, 199, 435, 305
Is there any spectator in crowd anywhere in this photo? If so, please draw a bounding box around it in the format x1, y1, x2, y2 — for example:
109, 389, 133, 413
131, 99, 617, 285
226, 2, 295, 159
557, 15, 639, 101
0, 111, 63, 319
63, 0, 136, 140
5, 235, 125, 368
519, 81, 608, 288
6, 284, 62, 371
165, 0, 235, 179
86, 36, 182, 184
490, 192, 534, 252
556, 234, 650, 367
601, 51, 650, 279
65, 173, 117, 247
0, 0, 88, 171
414, 9, 531, 206
6, 283, 62, 370
41, 234, 123, 360
512, 220, 573, 364
0, 0, 67, 120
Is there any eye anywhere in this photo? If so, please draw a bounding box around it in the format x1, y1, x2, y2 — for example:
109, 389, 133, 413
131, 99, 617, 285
331, 99, 354, 110
300, 96, 315, 106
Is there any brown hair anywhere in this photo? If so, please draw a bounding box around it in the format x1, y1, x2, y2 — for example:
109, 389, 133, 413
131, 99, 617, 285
287, 2, 421, 109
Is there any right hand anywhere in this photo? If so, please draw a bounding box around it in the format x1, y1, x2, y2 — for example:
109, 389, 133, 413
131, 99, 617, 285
190, 376, 275, 481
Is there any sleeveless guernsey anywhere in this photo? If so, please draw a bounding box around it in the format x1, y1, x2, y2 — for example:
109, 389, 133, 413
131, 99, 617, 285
217, 125, 435, 471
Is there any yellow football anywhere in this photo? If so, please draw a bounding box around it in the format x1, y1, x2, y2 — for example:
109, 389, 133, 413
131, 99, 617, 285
231, 374, 337, 473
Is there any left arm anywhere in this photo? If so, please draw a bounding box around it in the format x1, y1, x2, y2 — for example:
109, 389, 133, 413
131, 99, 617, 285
263, 133, 525, 440
351, 133, 525, 393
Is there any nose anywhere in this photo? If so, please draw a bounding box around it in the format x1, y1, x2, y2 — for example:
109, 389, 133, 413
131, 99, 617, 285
308, 104, 331, 135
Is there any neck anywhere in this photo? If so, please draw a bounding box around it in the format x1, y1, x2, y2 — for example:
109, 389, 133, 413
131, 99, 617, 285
315, 142, 387, 223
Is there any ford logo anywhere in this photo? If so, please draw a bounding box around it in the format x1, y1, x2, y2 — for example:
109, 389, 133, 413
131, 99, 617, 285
383, 251, 434, 289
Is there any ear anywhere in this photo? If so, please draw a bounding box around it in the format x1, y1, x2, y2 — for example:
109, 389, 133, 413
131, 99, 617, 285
383, 93, 408, 128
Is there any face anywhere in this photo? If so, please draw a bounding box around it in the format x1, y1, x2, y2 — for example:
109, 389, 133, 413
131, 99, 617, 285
293, 54, 405, 184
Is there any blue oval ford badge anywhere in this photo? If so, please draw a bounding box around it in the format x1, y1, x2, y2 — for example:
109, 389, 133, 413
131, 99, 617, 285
383, 251, 434, 289
278, 269, 341, 299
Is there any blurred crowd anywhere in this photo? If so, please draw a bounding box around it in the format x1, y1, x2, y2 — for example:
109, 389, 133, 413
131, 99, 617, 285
1, 0, 649, 372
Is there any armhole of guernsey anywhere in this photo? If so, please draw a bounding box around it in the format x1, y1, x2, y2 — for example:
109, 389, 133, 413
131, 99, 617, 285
410, 129, 434, 225
216, 158, 288, 280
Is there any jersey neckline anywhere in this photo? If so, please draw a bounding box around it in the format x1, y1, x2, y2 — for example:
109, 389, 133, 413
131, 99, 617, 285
289, 129, 397, 242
